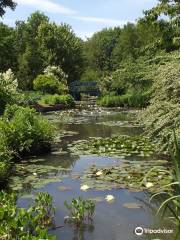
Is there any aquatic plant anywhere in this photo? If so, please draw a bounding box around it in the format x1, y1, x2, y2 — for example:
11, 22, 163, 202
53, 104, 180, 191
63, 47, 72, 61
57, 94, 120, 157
147, 132, 180, 239
81, 160, 172, 193
64, 197, 95, 227
32, 192, 55, 227
0, 191, 55, 240
68, 135, 155, 157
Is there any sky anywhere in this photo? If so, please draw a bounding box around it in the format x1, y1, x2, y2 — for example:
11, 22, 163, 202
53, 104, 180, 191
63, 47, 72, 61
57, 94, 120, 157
1, 0, 158, 39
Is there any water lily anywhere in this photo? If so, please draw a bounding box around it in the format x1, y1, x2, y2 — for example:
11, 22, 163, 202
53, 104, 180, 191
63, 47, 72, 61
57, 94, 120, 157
96, 170, 103, 176
33, 172, 37, 176
105, 195, 115, 202
80, 184, 90, 191
145, 182, 154, 188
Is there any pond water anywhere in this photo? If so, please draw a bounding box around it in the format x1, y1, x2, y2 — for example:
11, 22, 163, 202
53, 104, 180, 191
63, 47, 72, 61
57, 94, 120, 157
15, 104, 174, 240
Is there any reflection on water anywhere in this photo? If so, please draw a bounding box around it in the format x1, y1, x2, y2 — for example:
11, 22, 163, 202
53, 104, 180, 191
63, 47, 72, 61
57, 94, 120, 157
16, 107, 174, 240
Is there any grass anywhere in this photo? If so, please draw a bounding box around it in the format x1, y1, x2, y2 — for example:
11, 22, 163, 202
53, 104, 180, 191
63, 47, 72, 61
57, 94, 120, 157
97, 91, 150, 108
147, 131, 180, 239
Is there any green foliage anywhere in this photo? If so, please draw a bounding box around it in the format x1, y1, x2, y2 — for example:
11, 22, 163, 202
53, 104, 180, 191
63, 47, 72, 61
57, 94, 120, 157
147, 133, 180, 239
39, 94, 75, 108
44, 65, 68, 84
140, 52, 180, 152
0, 0, 16, 17
20, 91, 43, 105
0, 104, 54, 156
37, 22, 83, 83
98, 91, 150, 108
0, 191, 55, 240
0, 23, 17, 72
0, 69, 18, 110
0, 161, 11, 182
64, 197, 95, 227
80, 68, 101, 82
84, 27, 121, 73
33, 74, 59, 94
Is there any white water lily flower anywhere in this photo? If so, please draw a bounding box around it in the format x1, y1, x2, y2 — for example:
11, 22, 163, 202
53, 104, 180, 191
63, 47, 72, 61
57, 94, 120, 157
33, 172, 37, 176
105, 195, 115, 202
146, 182, 154, 188
80, 184, 90, 191
96, 171, 103, 176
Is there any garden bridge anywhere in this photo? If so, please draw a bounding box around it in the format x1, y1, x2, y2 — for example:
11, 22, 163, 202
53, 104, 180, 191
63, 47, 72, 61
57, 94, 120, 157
69, 81, 100, 100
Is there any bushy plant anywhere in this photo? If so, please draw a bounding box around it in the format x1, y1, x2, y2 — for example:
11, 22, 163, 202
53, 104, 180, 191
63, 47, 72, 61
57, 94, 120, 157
44, 65, 68, 84
33, 74, 59, 94
140, 52, 180, 152
64, 197, 95, 227
0, 104, 54, 156
146, 133, 180, 239
0, 69, 18, 110
20, 91, 43, 105
39, 94, 75, 108
0, 191, 55, 240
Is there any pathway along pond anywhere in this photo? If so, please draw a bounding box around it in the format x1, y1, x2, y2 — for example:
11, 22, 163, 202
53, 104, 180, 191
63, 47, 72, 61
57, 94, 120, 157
11, 103, 174, 240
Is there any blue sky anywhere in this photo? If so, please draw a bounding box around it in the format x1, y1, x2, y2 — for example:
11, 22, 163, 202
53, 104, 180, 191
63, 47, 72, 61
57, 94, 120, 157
1, 0, 158, 39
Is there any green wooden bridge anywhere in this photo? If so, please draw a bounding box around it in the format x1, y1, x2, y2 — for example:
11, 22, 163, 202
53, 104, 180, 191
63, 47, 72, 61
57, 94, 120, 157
69, 81, 100, 100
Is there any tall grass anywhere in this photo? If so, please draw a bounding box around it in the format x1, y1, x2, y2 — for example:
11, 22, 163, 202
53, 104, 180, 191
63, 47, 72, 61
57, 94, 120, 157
150, 131, 180, 239
97, 91, 150, 108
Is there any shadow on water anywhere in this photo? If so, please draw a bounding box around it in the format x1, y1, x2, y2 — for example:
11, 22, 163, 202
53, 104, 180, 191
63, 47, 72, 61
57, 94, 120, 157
16, 107, 174, 240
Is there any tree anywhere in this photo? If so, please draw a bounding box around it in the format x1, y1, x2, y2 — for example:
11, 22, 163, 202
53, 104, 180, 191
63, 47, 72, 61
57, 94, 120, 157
143, 0, 180, 49
0, 0, 16, 17
15, 12, 49, 89
37, 22, 83, 83
112, 23, 140, 67
0, 23, 17, 72
84, 27, 121, 73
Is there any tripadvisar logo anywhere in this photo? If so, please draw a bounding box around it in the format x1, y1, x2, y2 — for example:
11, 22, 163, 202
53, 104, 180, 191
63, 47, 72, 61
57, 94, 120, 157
135, 227, 144, 236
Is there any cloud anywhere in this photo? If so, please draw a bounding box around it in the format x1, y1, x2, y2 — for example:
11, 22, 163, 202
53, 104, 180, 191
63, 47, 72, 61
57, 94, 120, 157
73, 16, 133, 26
16, 0, 76, 15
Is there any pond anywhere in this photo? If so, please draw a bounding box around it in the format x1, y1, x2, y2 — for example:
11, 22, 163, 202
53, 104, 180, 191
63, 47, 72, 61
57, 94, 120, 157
12, 104, 174, 240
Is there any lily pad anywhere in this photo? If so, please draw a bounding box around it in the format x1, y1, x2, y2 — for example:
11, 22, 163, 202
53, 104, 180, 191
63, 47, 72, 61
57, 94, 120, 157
123, 203, 142, 209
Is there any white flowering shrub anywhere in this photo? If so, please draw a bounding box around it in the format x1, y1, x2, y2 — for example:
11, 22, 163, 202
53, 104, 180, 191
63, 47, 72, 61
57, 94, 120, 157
44, 65, 68, 84
0, 69, 18, 93
0, 69, 18, 110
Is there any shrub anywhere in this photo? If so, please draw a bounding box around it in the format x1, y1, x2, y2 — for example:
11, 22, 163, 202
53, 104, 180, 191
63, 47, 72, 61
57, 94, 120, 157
20, 91, 43, 105
0, 105, 54, 156
0, 69, 18, 110
44, 65, 68, 84
33, 74, 59, 94
39, 94, 75, 108
0, 161, 11, 183
140, 53, 180, 152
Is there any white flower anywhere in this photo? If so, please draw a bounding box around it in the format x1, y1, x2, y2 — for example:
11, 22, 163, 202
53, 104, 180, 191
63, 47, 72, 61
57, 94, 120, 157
105, 195, 115, 202
145, 182, 154, 188
80, 184, 90, 191
96, 171, 103, 176
33, 172, 37, 176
